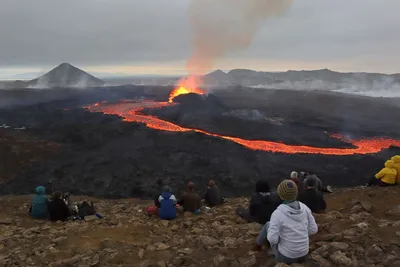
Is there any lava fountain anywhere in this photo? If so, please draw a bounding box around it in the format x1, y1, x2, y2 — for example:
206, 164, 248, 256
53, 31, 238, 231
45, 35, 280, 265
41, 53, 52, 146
86, 98, 400, 156
169, 75, 205, 103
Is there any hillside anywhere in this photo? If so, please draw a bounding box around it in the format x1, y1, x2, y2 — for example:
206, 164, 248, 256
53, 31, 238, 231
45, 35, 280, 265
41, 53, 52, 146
202, 69, 400, 96
5, 63, 105, 89
0, 186, 399, 266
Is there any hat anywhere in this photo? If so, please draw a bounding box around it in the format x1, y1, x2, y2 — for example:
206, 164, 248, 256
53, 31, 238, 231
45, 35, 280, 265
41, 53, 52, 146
277, 180, 298, 202
255, 180, 270, 193
290, 171, 298, 179
305, 175, 317, 187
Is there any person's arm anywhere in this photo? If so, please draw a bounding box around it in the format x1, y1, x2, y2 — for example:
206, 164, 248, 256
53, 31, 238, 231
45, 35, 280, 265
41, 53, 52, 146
249, 195, 259, 216
375, 168, 386, 179
171, 195, 177, 204
267, 211, 282, 245
306, 208, 318, 235
319, 192, 327, 211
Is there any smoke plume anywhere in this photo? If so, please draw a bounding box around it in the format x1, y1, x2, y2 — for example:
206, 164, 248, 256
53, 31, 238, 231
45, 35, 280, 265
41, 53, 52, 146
186, 0, 294, 75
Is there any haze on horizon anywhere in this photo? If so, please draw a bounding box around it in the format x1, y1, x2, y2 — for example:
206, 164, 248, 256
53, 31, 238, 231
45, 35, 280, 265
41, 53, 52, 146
0, 0, 399, 80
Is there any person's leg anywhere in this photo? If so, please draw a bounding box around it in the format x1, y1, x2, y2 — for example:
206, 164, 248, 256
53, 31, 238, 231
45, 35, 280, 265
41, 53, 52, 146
272, 245, 304, 265
236, 206, 254, 222
255, 222, 270, 246
367, 177, 378, 186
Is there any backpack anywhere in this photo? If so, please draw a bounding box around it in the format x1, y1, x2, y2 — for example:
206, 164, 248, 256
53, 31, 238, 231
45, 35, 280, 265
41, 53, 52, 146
145, 205, 158, 216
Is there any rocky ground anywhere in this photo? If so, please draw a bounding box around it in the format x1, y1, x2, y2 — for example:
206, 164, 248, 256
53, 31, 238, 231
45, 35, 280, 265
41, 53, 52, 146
0, 186, 399, 267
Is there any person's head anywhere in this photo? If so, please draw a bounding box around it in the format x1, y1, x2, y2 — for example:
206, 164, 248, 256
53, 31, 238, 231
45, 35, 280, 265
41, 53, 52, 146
187, 182, 195, 191
391, 155, 400, 164
52, 190, 62, 200
305, 176, 317, 189
385, 160, 395, 168
277, 179, 298, 202
163, 186, 172, 193
290, 171, 298, 179
255, 180, 270, 193
35, 186, 46, 195
209, 180, 216, 187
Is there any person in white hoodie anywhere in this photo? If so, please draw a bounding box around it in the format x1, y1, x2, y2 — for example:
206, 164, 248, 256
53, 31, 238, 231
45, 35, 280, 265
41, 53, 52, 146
254, 179, 318, 264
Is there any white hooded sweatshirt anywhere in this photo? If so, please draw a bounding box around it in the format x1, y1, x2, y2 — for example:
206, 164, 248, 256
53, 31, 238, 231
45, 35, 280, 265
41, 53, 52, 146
267, 201, 318, 259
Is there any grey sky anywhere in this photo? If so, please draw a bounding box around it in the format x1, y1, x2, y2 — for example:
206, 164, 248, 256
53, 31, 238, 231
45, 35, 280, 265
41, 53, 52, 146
0, 0, 399, 77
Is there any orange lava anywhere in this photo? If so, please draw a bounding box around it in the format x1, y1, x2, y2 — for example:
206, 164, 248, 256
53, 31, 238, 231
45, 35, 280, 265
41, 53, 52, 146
168, 75, 205, 103
86, 100, 400, 155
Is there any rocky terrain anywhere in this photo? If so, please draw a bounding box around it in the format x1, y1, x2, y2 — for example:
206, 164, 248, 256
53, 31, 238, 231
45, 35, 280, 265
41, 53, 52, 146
0, 186, 399, 266
1, 87, 400, 198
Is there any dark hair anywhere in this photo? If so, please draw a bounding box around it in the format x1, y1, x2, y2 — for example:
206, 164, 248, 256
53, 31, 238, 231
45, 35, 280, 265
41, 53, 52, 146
305, 176, 317, 187
255, 180, 270, 193
187, 182, 195, 191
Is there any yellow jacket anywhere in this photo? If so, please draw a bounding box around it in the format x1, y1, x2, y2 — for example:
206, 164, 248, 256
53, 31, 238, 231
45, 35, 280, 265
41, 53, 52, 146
375, 160, 397, 185
391, 155, 400, 184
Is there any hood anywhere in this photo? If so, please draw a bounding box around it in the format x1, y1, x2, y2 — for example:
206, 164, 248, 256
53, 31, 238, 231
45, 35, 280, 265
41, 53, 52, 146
277, 201, 305, 222
385, 160, 395, 168
35, 186, 46, 195
391, 155, 400, 163
161, 191, 172, 199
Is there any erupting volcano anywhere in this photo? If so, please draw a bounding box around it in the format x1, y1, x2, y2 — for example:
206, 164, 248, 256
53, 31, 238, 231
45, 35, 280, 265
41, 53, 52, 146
86, 91, 400, 156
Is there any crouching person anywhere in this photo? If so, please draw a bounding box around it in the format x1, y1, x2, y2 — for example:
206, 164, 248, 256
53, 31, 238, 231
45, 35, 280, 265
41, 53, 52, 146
254, 180, 318, 265
158, 186, 177, 220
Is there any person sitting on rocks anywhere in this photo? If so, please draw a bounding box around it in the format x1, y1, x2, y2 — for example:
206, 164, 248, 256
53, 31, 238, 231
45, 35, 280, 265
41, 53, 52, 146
297, 176, 327, 213
158, 186, 177, 220
391, 155, 400, 184
290, 171, 300, 188
300, 172, 333, 193
253, 180, 318, 265
236, 180, 280, 225
204, 180, 223, 207
47, 190, 71, 222
367, 160, 397, 187
179, 182, 202, 214
29, 186, 49, 219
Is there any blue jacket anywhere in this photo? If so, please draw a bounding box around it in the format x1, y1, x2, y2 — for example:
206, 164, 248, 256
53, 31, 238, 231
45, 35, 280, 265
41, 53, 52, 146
30, 186, 49, 219
158, 192, 177, 220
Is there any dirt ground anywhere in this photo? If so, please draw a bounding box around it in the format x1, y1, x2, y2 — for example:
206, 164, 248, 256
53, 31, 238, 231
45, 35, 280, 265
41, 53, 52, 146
0, 186, 399, 267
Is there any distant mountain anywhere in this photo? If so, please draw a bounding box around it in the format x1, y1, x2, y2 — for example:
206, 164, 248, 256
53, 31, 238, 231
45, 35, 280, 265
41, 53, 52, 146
5, 63, 105, 89
201, 69, 400, 97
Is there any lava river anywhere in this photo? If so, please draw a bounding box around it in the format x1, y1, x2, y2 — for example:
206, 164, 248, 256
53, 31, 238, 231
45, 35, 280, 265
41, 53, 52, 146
86, 100, 400, 155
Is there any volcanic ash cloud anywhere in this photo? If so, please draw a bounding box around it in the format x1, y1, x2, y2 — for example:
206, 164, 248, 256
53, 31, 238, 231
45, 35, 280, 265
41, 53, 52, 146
186, 0, 294, 76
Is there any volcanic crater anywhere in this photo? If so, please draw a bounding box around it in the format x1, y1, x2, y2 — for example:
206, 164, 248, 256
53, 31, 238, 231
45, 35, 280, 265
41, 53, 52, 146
1, 85, 400, 198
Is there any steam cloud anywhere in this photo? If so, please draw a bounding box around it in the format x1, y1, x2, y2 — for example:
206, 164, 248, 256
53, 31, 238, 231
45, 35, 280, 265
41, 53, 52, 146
186, 0, 294, 75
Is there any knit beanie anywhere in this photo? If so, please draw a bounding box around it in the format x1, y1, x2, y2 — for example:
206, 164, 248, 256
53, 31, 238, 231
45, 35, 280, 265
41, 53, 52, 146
277, 179, 298, 202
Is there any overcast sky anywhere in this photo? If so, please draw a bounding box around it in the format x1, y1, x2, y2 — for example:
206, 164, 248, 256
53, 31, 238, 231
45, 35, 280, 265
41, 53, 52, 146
1, 0, 399, 78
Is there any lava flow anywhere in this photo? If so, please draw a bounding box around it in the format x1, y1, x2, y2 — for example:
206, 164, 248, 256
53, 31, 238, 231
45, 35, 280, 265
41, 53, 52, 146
86, 100, 400, 156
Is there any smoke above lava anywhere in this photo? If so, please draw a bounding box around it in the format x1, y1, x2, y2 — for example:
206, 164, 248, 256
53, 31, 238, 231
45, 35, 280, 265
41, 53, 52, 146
186, 0, 294, 76
171, 0, 294, 101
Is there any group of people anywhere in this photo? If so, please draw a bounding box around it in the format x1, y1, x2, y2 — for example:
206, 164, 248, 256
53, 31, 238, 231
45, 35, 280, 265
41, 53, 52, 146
368, 155, 400, 187
151, 179, 224, 220
29, 186, 70, 222
235, 171, 330, 264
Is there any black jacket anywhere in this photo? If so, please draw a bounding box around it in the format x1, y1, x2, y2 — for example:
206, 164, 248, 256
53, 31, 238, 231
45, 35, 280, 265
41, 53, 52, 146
47, 199, 70, 222
297, 188, 327, 213
249, 192, 280, 224
204, 186, 221, 207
